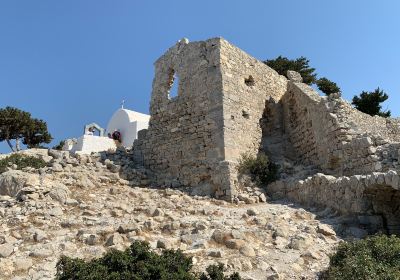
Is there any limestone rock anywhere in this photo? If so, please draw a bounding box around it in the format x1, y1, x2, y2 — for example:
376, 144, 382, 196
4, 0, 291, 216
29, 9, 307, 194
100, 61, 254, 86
316, 224, 336, 236
51, 162, 63, 172
48, 206, 63, 216
14, 258, 33, 271
33, 229, 47, 242
246, 208, 257, 216
0, 243, 14, 258
207, 250, 223, 258
29, 247, 53, 258
48, 149, 64, 160
288, 235, 312, 250
147, 207, 164, 217
211, 229, 231, 244
225, 239, 245, 250
0, 170, 39, 197
48, 183, 70, 203
286, 70, 302, 82
85, 234, 100, 246
105, 233, 124, 247
240, 245, 256, 257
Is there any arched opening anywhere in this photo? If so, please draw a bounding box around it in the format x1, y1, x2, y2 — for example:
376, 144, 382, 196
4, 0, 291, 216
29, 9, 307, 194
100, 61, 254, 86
84, 123, 105, 137
363, 185, 400, 235
259, 98, 294, 162
167, 68, 179, 100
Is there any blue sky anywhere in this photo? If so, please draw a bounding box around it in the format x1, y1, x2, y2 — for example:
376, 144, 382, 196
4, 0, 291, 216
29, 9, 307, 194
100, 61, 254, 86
1, 1, 399, 153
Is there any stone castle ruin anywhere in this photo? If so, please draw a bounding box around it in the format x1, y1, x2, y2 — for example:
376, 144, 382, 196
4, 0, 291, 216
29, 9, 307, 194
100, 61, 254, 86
131, 37, 400, 234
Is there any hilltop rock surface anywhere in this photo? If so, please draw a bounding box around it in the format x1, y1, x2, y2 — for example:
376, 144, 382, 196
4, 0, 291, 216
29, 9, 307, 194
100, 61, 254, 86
0, 149, 342, 280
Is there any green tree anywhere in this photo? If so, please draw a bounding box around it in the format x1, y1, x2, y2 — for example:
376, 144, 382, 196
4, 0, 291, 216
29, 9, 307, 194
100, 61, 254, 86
0, 106, 52, 151
264, 56, 317, 85
22, 118, 52, 148
316, 77, 341, 96
352, 87, 391, 117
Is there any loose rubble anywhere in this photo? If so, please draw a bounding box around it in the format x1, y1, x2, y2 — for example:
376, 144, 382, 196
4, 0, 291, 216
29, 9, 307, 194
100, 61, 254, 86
0, 149, 342, 280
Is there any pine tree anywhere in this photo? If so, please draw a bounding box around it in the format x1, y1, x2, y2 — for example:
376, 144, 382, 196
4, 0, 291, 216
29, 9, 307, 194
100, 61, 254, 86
264, 56, 317, 85
316, 77, 341, 96
0, 106, 52, 151
352, 87, 391, 118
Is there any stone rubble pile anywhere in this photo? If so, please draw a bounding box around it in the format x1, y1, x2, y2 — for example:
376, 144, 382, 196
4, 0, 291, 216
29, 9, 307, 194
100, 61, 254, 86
0, 149, 342, 280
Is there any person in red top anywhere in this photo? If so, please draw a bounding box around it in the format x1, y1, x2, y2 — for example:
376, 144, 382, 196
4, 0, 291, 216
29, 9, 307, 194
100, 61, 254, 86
112, 130, 121, 143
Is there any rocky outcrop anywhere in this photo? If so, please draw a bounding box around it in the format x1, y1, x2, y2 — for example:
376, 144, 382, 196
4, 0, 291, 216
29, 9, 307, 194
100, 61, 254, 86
0, 149, 341, 280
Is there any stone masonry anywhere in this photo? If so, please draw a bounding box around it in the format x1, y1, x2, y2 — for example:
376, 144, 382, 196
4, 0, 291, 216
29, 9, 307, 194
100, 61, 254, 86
133, 38, 287, 200
133, 37, 400, 233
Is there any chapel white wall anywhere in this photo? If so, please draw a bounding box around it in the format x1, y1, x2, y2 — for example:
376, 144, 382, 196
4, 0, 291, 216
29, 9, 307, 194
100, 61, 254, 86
70, 135, 116, 154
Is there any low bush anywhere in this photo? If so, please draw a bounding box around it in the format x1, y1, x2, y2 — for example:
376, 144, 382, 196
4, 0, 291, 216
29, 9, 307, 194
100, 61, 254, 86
56, 241, 241, 280
0, 153, 46, 173
321, 234, 400, 280
200, 264, 241, 280
237, 152, 278, 186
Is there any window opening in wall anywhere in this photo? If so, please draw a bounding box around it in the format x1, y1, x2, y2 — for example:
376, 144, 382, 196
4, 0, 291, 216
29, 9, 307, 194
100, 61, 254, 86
244, 75, 255, 86
167, 68, 179, 100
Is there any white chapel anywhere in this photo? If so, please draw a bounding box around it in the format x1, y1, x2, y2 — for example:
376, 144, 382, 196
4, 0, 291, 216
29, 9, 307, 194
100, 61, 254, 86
63, 107, 150, 154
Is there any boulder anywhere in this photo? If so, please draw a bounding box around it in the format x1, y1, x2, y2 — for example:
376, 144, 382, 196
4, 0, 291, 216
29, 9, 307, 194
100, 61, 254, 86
287, 70, 303, 82
51, 162, 63, 172
211, 229, 231, 244
247, 208, 257, 216
0, 243, 14, 258
29, 247, 53, 258
48, 183, 70, 203
48, 149, 64, 160
225, 239, 245, 249
316, 224, 336, 236
288, 235, 312, 250
239, 245, 256, 257
105, 233, 124, 247
33, 229, 47, 242
207, 250, 223, 258
0, 170, 39, 197
48, 206, 63, 216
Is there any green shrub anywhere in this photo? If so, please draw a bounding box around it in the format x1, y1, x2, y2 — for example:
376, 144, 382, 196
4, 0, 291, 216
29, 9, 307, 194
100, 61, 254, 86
56, 241, 241, 280
237, 152, 278, 186
200, 264, 241, 280
0, 153, 47, 173
322, 235, 400, 280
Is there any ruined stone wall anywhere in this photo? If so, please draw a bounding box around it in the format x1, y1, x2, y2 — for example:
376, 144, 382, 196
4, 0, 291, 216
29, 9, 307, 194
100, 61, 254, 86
218, 40, 288, 194
335, 100, 400, 143
133, 38, 288, 199
280, 80, 400, 176
219, 40, 287, 160
268, 171, 400, 234
280, 82, 357, 173
133, 38, 228, 197
132, 37, 400, 203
